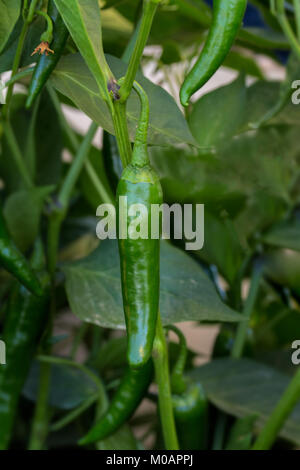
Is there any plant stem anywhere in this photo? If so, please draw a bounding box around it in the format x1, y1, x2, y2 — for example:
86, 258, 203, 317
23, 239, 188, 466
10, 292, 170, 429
252, 368, 300, 450
47, 211, 64, 279
51, 394, 99, 432
84, 159, 114, 205
37, 355, 104, 389
212, 412, 227, 450
47, 122, 101, 275
3, 0, 40, 118
28, 361, 52, 450
2, 121, 33, 188
70, 322, 90, 360
58, 122, 98, 207
2, 67, 34, 89
153, 314, 179, 450
293, 0, 300, 40
36, 10, 53, 43
112, 101, 132, 167
231, 265, 263, 359
275, 0, 300, 60
47, 85, 113, 204
25, 95, 40, 178
2, 22, 29, 119
119, 0, 160, 102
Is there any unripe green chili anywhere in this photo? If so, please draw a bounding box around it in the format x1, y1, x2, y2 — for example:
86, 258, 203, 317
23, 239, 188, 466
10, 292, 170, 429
167, 325, 208, 450
79, 360, 153, 446
0, 242, 50, 450
165, 325, 188, 395
116, 81, 163, 369
173, 381, 208, 450
180, 0, 247, 106
26, 0, 69, 109
0, 207, 42, 297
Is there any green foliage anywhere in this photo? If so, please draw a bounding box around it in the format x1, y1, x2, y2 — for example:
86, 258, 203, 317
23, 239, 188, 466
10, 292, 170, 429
0, 0, 300, 451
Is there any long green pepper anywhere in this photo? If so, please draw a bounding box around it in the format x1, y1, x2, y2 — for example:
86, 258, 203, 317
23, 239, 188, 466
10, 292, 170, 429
79, 360, 153, 445
180, 0, 247, 106
26, 0, 69, 109
0, 243, 49, 450
0, 208, 42, 296
116, 81, 163, 369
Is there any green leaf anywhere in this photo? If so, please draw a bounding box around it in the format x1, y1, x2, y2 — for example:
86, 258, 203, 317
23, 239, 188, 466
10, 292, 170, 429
189, 75, 247, 148
3, 186, 54, 251
226, 415, 258, 450
223, 50, 263, 79
54, 0, 113, 104
189, 358, 300, 445
263, 219, 300, 252
23, 361, 99, 410
0, 0, 21, 53
62, 239, 242, 330
195, 212, 244, 284
0, 15, 44, 73
246, 55, 300, 129
50, 53, 197, 147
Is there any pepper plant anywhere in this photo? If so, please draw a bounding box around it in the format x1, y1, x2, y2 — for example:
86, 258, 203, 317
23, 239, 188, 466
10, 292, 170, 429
0, 0, 300, 451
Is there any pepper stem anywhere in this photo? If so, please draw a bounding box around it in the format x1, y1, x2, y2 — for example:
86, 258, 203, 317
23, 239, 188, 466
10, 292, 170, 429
165, 325, 188, 395
131, 80, 150, 167
153, 314, 179, 450
36, 10, 54, 44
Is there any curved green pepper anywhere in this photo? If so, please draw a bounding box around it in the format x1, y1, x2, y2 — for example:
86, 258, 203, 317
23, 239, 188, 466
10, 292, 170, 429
173, 380, 208, 450
166, 325, 208, 450
79, 359, 153, 446
0, 243, 49, 450
0, 208, 42, 296
180, 0, 247, 106
26, 0, 69, 109
116, 81, 163, 369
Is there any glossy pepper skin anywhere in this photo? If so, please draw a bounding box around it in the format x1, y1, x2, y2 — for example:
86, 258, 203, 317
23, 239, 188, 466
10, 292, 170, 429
180, 0, 247, 106
0, 208, 42, 296
103, 132, 123, 194
26, 0, 69, 109
116, 82, 163, 369
173, 381, 208, 450
0, 249, 49, 450
79, 360, 153, 446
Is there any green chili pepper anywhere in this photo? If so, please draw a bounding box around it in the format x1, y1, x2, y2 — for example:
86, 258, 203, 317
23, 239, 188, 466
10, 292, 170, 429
0, 208, 42, 296
103, 132, 123, 194
116, 81, 163, 369
180, 0, 247, 106
167, 325, 208, 450
79, 360, 153, 446
0, 242, 50, 450
26, 0, 69, 109
173, 381, 208, 450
